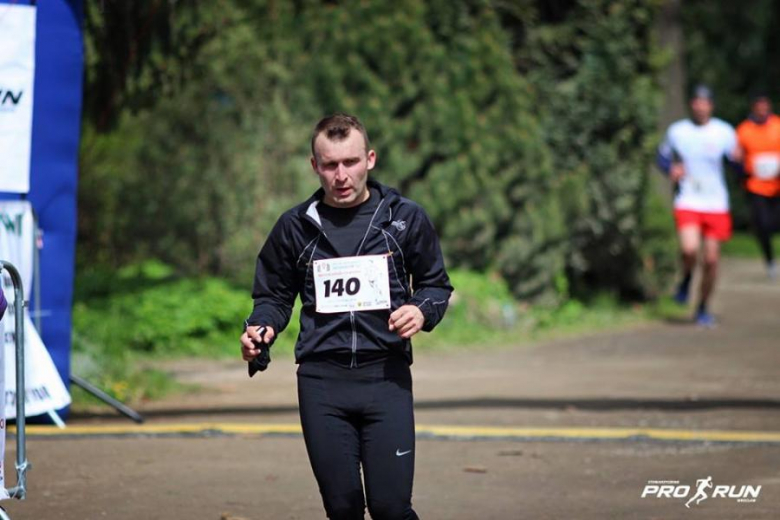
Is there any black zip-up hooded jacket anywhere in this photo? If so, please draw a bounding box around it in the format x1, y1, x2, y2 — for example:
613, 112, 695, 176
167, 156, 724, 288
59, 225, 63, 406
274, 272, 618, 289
247, 180, 453, 364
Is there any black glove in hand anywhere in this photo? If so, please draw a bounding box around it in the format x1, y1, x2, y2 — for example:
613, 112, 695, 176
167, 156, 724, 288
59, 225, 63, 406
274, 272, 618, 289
248, 326, 274, 377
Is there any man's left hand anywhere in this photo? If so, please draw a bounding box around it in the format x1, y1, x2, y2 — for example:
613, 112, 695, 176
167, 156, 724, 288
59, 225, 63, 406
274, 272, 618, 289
388, 305, 425, 339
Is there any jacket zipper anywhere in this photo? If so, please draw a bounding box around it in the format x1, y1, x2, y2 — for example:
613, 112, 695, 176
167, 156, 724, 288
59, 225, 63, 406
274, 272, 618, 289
350, 311, 357, 368
350, 199, 386, 368
305, 196, 388, 369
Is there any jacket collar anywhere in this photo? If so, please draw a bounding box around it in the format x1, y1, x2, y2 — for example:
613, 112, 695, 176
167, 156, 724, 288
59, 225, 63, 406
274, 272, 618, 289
298, 179, 401, 225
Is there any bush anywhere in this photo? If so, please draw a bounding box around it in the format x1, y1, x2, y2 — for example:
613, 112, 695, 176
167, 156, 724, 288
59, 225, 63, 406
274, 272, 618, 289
73, 263, 519, 365
507, 0, 674, 299
681, 0, 780, 230
72, 263, 665, 405
73, 260, 293, 358
80, 0, 676, 302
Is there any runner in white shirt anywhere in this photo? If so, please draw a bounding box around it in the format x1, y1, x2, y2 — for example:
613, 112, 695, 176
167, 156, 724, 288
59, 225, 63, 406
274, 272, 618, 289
658, 85, 739, 327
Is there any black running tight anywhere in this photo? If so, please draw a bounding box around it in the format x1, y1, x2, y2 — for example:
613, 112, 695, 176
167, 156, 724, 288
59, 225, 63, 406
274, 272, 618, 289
297, 356, 419, 520
748, 192, 780, 264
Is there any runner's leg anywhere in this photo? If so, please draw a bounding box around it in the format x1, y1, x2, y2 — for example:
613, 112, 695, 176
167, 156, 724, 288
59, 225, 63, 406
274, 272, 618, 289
768, 196, 780, 277
298, 370, 365, 520
676, 225, 700, 302
699, 237, 721, 313
749, 193, 774, 266
361, 367, 419, 520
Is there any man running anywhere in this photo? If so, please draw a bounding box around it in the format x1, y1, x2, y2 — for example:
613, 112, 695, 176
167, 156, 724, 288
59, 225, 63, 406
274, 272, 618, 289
685, 476, 713, 508
736, 94, 780, 279
658, 85, 739, 327
240, 113, 453, 519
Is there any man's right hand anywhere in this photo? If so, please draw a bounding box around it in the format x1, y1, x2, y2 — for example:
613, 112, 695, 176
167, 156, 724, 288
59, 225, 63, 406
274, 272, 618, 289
240, 326, 276, 361
670, 163, 685, 183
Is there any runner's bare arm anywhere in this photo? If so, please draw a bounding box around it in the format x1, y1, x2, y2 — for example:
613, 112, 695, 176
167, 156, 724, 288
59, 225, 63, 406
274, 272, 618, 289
730, 144, 743, 163
669, 163, 685, 183
658, 129, 686, 182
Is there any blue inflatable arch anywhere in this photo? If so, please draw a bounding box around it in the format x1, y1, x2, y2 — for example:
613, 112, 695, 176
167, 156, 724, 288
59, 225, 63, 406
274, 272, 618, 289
0, 0, 84, 417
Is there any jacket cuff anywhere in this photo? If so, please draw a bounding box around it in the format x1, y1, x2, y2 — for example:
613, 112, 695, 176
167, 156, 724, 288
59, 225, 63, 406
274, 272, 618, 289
410, 296, 436, 332
246, 307, 283, 333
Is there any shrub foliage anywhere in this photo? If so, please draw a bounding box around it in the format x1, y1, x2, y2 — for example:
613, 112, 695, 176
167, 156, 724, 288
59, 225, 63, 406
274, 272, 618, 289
80, 0, 674, 302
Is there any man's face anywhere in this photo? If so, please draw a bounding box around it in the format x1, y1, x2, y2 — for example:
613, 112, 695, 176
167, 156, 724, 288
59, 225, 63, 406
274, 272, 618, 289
751, 98, 772, 121
311, 130, 376, 208
690, 96, 713, 124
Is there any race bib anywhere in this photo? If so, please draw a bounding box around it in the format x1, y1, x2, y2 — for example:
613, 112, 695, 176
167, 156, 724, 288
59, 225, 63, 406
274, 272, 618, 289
314, 255, 391, 314
753, 153, 780, 180
685, 177, 715, 195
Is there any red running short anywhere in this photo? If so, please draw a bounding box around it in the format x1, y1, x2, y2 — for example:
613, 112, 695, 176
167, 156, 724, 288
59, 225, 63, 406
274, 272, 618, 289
674, 209, 732, 241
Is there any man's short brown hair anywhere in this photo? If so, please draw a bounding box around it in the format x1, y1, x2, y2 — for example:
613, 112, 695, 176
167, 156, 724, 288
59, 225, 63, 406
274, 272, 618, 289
311, 113, 371, 159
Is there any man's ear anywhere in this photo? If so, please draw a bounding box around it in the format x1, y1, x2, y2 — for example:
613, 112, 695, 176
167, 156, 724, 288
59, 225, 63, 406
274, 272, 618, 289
310, 155, 319, 173
366, 149, 377, 170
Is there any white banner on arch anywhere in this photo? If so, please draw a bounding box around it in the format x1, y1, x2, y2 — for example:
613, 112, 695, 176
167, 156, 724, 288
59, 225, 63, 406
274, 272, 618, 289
0, 201, 71, 425
0, 3, 37, 194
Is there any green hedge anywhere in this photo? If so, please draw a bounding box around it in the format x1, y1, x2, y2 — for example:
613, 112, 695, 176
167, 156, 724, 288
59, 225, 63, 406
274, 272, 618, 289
72, 262, 667, 405
681, 0, 780, 230
73, 262, 517, 364
80, 0, 676, 302
513, 0, 675, 299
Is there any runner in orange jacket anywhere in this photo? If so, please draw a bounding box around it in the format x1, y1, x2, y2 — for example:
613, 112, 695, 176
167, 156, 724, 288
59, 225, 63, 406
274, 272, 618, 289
736, 94, 780, 279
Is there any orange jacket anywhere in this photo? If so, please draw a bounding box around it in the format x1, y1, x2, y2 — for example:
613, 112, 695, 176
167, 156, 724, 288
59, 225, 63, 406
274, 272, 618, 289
737, 114, 780, 197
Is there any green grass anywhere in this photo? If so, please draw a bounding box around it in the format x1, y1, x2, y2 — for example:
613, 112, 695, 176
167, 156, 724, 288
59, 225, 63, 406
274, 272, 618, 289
415, 289, 689, 352
71, 262, 682, 409
722, 231, 780, 259
70, 361, 190, 409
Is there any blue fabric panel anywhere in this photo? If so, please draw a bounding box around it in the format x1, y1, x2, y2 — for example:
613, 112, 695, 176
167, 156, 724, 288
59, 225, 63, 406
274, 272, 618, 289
0, 0, 84, 417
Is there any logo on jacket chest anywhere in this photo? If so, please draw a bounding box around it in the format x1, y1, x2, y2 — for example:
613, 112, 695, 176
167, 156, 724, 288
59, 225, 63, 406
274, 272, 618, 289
391, 220, 406, 232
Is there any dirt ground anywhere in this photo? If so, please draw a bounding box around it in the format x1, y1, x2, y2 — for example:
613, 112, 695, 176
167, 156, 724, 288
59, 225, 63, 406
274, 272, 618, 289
2, 257, 780, 520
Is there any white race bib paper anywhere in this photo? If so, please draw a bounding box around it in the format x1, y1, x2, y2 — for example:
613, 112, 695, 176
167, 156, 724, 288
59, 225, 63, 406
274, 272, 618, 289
753, 153, 780, 180
314, 255, 391, 314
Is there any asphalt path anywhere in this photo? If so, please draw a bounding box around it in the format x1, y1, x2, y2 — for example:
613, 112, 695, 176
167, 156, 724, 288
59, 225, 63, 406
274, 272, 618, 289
2, 258, 779, 519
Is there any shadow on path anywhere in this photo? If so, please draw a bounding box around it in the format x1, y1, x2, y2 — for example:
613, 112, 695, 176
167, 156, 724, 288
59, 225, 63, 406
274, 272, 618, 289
70, 397, 780, 421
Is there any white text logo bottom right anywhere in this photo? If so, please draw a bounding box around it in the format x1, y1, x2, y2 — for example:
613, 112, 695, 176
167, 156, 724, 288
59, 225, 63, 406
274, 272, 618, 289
641, 477, 761, 508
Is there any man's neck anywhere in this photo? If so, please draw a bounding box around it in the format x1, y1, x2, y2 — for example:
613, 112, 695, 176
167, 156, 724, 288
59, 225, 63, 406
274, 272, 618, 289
323, 188, 370, 209
750, 113, 772, 125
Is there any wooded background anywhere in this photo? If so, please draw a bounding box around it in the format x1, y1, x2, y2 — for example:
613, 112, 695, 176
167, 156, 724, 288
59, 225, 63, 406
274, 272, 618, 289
78, 0, 780, 302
